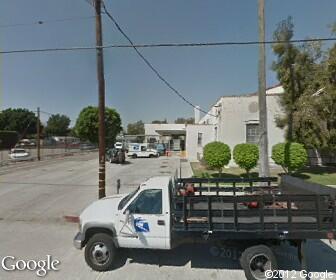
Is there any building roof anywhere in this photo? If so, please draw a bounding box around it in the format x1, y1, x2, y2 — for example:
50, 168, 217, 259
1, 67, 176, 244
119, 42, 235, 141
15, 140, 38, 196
220, 84, 284, 98
198, 84, 284, 124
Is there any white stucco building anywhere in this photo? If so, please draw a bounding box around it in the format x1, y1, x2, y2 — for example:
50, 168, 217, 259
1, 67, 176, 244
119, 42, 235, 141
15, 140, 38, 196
196, 84, 285, 165
144, 85, 285, 166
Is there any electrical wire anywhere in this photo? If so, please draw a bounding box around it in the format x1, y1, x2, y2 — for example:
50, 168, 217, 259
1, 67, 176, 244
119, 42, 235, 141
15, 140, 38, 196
40, 110, 55, 116
101, 1, 216, 117
3, 0, 336, 116
1, 38, 334, 52
0, 16, 95, 28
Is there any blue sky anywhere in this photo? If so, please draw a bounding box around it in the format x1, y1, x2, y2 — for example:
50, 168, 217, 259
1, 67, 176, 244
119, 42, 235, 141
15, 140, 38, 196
1, 0, 335, 127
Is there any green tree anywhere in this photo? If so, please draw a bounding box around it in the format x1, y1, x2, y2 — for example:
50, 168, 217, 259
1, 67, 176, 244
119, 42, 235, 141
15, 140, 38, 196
174, 117, 195, 124
0, 131, 18, 149
151, 119, 167, 124
127, 120, 145, 135
74, 106, 122, 146
0, 108, 39, 136
272, 18, 336, 152
272, 17, 318, 141
45, 114, 70, 136
233, 143, 259, 176
203, 141, 231, 175
272, 142, 307, 173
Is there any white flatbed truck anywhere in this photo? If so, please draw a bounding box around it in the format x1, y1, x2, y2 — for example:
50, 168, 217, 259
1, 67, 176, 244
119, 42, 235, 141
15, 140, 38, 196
73, 176, 336, 280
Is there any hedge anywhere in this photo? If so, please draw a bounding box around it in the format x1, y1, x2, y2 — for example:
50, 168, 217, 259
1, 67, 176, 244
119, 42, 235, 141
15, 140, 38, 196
203, 141, 231, 173
233, 143, 259, 174
272, 142, 307, 173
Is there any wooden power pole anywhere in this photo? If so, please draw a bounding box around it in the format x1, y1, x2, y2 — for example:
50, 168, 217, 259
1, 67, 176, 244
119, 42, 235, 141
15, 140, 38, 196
258, 0, 270, 177
95, 0, 106, 199
36, 107, 41, 161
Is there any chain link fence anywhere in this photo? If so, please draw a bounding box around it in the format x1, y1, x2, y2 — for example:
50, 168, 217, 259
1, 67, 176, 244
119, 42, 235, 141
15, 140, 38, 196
0, 136, 97, 166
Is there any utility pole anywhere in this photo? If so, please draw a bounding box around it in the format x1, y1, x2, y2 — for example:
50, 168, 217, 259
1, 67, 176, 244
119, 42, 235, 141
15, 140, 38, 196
95, 0, 106, 199
258, 0, 270, 177
36, 107, 41, 161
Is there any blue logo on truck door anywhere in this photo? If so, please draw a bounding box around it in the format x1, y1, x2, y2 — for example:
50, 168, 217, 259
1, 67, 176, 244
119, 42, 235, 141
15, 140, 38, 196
134, 217, 149, 232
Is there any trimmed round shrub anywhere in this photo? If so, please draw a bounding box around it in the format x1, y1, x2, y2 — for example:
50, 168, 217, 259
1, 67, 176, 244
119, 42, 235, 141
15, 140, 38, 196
233, 143, 259, 174
272, 142, 307, 173
203, 141, 231, 173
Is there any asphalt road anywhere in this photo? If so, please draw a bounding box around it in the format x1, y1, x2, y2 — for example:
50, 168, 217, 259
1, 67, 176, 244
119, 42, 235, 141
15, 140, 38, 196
0, 153, 335, 280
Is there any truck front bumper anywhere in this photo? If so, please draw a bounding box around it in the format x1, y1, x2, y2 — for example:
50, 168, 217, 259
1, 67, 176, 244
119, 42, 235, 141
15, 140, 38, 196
73, 232, 84, 250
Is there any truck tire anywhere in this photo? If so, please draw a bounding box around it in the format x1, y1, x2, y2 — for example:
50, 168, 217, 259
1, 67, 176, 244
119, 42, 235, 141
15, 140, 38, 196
132, 154, 137, 159
240, 244, 278, 280
84, 233, 117, 271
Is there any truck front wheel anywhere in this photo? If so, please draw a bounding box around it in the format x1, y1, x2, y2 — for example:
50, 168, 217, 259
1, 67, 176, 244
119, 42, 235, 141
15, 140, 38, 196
84, 233, 117, 271
240, 244, 278, 280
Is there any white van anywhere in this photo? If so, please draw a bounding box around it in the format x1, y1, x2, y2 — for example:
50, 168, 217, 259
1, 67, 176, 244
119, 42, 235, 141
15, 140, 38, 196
127, 143, 159, 158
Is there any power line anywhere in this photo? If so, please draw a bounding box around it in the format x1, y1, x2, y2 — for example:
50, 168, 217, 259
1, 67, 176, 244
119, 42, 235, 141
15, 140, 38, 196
1, 37, 335, 54
101, 2, 216, 117
40, 110, 55, 116
0, 15, 95, 28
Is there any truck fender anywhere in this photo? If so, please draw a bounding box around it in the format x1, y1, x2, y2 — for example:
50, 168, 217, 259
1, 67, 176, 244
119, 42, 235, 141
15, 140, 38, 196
82, 222, 118, 247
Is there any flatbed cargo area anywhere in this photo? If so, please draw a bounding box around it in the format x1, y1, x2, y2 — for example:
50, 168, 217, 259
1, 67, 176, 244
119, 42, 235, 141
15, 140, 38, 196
172, 177, 336, 240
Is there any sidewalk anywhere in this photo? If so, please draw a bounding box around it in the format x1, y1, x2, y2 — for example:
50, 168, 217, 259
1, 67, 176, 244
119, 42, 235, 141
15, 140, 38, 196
178, 158, 194, 178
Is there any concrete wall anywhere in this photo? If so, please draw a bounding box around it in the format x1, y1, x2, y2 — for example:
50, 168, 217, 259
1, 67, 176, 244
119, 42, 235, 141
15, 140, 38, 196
218, 94, 285, 166
186, 124, 216, 162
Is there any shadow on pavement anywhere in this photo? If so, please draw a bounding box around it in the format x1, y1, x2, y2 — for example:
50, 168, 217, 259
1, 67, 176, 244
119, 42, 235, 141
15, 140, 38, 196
111, 240, 336, 272
275, 240, 336, 273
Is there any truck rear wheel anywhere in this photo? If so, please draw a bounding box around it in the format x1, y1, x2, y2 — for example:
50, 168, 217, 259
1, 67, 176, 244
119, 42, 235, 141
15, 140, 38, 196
84, 233, 117, 271
240, 244, 278, 280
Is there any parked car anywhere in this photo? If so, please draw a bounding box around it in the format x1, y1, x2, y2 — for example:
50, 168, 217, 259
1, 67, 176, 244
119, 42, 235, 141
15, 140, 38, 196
155, 143, 166, 156
114, 142, 123, 149
127, 143, 159, 158
106, 148, 126, 164
9, 148, 31, 160
17, 139, 35, 147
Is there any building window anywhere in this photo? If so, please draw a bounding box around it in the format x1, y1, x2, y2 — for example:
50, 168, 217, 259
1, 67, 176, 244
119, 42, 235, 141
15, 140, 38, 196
246, 124, 259, 144
197, 133, 203, 146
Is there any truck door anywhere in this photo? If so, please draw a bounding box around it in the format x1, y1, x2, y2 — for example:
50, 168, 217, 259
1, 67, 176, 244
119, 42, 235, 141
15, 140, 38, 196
117, 189, 168, 249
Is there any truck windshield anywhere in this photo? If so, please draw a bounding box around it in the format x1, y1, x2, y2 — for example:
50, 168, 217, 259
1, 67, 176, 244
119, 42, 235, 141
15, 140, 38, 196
118, 187, 139, 210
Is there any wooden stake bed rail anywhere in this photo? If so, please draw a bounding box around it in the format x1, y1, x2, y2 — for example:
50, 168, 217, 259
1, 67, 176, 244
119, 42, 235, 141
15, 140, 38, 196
172, 177, 336, 240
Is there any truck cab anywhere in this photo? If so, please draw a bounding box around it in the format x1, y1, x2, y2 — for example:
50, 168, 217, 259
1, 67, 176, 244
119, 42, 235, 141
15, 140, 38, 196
74, 176, 173, 270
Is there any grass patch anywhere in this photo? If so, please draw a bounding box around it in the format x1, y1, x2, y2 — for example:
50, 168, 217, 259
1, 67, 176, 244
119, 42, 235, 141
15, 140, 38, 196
190, 162, 281, 179
293, 166, 336, 186
191, 162, 336, 186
